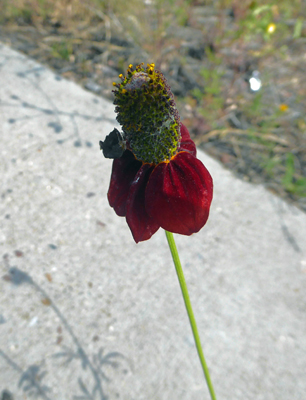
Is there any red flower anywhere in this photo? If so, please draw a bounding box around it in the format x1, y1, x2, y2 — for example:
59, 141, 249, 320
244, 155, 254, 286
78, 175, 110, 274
107, 124, 213, 243
100, 63, 213, 242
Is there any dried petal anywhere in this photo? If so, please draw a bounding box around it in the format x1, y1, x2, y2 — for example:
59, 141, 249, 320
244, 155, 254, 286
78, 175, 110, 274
108, 150, 142, 216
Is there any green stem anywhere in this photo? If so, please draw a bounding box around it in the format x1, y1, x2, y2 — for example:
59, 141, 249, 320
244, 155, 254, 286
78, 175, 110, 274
165, 230, 217, 400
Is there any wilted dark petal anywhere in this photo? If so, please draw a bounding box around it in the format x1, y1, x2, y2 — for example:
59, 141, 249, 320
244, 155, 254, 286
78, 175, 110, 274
126, 164, 160, 243
108, 150, 142, 217
145, 152, 213, 235
178, 124, 196, 156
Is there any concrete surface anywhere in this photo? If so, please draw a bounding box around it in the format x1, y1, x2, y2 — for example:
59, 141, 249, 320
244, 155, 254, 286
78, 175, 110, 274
0, 43, 306, 400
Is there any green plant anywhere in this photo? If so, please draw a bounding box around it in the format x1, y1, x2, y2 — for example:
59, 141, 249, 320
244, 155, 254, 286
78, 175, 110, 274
191, 64, 224, 128
282, 153, 306, 197
293, 17, 304, 39
1, 1, 33, 24
51, 41, 73, 61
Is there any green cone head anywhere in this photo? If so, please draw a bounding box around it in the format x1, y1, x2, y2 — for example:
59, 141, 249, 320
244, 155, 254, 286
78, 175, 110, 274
112, 63, 181, 164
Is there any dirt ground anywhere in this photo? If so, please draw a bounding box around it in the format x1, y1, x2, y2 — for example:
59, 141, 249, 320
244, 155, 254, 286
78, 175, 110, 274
1, 0, 306, 212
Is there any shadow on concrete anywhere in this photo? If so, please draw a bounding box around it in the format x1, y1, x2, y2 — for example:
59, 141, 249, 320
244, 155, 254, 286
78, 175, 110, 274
0, 351, 51, 400
1, 255, 129, 400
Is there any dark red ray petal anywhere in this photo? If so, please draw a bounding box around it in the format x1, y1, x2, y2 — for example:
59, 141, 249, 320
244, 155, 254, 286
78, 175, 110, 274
178, 124, 196, 156
126, 163, 160, 243
145, 152, 213, 235
108, 150, 142, 217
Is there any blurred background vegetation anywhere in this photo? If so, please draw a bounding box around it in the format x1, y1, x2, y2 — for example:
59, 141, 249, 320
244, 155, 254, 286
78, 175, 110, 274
1, 0, 306, 210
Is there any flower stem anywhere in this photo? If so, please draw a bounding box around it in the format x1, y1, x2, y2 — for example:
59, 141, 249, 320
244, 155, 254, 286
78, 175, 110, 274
165, 230, 217, 400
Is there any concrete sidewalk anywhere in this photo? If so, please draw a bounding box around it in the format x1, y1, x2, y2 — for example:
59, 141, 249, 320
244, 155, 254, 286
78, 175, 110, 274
0, 43, 306, 400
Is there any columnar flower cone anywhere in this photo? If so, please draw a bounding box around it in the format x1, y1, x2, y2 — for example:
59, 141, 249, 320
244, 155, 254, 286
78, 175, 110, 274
100, 63, 213, 243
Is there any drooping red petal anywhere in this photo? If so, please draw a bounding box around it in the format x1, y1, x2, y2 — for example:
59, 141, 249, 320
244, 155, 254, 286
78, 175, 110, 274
145, 152, 213, 235
108, 150, 142, 217
178, 124, 196, 156
126, 163, 160, 243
